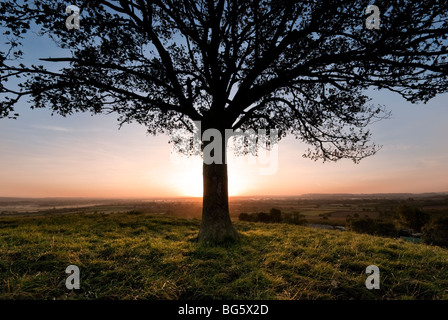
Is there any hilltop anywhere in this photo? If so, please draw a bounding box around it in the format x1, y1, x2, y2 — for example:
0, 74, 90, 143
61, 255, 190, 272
1, 212, 447, 299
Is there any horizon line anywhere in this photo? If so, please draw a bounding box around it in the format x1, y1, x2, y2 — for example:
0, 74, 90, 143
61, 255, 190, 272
1, 191, 447, 201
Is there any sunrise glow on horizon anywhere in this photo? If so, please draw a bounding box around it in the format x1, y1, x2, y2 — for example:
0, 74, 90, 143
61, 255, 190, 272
1, 88, 447, 199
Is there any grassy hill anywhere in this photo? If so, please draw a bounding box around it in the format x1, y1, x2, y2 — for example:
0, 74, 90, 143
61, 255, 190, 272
1, 212, 447, 300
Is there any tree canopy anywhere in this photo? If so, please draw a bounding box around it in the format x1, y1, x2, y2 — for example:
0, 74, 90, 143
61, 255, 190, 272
2, 0, 447, 163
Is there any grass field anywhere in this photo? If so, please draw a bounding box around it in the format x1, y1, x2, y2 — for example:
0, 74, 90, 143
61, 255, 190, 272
1, 211, 448, 300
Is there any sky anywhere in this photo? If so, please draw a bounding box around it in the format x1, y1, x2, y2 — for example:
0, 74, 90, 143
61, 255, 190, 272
1, 14, 447, 198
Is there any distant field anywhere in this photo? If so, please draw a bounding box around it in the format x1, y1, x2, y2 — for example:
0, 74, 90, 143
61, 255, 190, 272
3, 194, 447, 222
1, 211, 448, 300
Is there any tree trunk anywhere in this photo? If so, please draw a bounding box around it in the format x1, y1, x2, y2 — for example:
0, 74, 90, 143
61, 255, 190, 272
198, 162, 240, 244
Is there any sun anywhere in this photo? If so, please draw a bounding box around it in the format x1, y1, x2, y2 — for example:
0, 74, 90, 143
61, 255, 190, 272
173, 164, 203, 197
170, 158, 250, 197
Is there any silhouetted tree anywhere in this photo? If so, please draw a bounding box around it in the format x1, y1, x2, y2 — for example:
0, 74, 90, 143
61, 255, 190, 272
269, 208, 282, 223
256, 211, 270, 223
396, 204, 430, 232
1, 1, 448, 243
238, 212, 251, 221
422, 217, 448, 247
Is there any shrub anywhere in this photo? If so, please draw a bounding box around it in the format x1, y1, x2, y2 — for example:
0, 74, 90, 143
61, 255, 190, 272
238, 212, 251, 222
396, 205, 429, 232
269, 208, 282, 223
422, 217, 448, 247
374, 221, 397, 237
282, 212, 307, 225
348, 218, 376, 235
318, 212, 331, 220
347, 218, 397, 237
128, 210, 144, 215
257, 212, 270, 223
239, 210, 306, 225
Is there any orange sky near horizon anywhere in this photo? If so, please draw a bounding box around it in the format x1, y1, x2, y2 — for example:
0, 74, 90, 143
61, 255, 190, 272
1, 89, 447, 199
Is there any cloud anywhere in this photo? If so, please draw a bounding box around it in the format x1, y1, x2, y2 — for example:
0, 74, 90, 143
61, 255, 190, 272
30, 125, 74, 132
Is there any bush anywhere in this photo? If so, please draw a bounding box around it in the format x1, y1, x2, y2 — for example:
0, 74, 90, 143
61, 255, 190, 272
422, 217, 448, 247
238, 212, 252, 222
256, 212, 270, 223
374, 221, 397, 237
347, 218, 397, 237
269, 208, 282, 223
282, 212, 308, 225
396, 205, 429, 232
348, 218, 376, 235
239, 209, 306, 225
318, 212, 331, 220
239, 210, 281, 223
128, 210, 144, 215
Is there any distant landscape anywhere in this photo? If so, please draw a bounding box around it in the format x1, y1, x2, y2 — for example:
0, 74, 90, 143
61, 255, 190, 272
2, 192, 448, 218
1, 193, 448, 299
2, 193, 447, 227
2, 193, 448, 243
